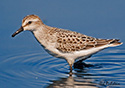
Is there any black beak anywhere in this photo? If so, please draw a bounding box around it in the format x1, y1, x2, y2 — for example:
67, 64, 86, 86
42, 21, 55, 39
12, 26, 24, 37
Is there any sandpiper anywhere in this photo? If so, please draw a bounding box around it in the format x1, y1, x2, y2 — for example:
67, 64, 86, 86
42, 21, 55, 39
12, 14, 123, 75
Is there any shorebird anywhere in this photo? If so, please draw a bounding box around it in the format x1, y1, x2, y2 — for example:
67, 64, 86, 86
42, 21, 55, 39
12, 14, 123, 75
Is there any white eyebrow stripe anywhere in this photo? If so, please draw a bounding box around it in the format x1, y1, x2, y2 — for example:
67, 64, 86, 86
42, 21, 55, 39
22, 18, 39, 26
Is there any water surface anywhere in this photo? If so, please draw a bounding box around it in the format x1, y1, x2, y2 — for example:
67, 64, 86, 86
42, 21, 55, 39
0, 48, 125, 88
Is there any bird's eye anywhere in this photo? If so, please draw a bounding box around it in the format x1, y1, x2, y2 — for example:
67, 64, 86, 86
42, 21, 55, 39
28, 21, 32, 24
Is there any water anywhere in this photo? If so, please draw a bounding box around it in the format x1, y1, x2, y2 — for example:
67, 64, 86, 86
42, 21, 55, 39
0, 48, 125, 88
1, 0, 125, 88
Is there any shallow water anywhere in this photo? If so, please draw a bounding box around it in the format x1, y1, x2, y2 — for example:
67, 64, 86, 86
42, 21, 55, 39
0, 48, 125, 88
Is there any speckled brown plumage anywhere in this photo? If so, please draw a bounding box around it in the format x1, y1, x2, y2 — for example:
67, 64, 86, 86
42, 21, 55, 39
49, 28, 120, 53
41, 25, 122, 53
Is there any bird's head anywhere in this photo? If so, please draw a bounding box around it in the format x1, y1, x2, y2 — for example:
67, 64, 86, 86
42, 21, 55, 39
12, 14, 43, 37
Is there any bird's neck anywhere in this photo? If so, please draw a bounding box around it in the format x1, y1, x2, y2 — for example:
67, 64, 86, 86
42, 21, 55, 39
32, 25, 49, 46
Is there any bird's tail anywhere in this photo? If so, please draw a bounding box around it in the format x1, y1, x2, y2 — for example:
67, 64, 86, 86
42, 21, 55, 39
108, 39, 123, 47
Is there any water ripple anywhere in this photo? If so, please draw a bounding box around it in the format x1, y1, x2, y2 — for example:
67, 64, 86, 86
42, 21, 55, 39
0, 48, 125, 88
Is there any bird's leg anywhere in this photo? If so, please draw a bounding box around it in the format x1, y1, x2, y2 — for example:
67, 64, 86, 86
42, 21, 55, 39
74, 55, 92, 69
67, 59, 74, 76
69, 64, 73, 76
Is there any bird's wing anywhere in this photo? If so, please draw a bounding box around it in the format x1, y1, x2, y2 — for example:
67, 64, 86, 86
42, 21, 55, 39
55, 28, 121, 53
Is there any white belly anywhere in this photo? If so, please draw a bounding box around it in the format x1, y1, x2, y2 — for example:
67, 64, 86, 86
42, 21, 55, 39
45, 44, 109, 61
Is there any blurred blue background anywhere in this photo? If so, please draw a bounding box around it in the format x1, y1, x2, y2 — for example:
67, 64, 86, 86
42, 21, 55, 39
0, 0, 125, 88
0, 0, 124, 55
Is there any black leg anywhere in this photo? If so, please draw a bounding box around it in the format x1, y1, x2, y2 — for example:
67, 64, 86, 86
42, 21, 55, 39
74, 55, 92, 69
69, 65, 73, 76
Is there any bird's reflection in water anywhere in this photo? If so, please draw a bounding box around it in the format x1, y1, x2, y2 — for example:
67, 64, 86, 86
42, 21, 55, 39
46, 75, 103, 88
47, 62, 104, 88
